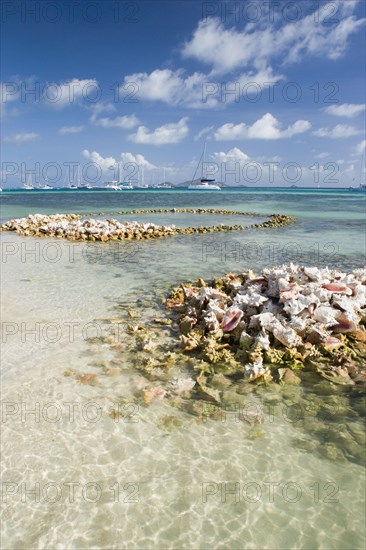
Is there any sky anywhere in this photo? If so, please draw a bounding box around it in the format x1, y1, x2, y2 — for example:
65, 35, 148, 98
1, 0, 366, 187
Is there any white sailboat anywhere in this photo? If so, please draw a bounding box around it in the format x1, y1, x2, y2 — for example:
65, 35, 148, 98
104, 181, 122, 191
77, 166, 92, 189
188, 142, 221, 190
38, 183, 53, 190
119, 181, 134, 190
38, 177, 53, 190
22, 175, 34, 190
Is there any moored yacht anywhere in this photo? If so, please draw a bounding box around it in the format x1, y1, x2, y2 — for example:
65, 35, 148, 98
104, 181, 122, 191
38, 183, 53, 190
154, 182, 173, 189
188, 178, 221, 191
78, 183, 93, 190
188, 142, 221, 190
119, 182, 134, 190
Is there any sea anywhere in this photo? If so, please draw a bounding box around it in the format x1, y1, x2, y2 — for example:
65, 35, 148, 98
1, 188, 365, 550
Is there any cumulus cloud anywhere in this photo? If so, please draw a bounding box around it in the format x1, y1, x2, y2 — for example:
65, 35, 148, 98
122, 67, 282, 109
355, 139, 366, 154
325, 103, 366, 118
314, 124, 363, 138
4, 132, 39, 143
82, 149, 157, 174
89, 102, 116, 115
194, 126, 214, 141
214, 113, 311, 140
92, 114, 140, 129
82, 149, 117, 171
58, 125, 84, 135
129, 117, 189, 145
182, 4, 365, 74
1, 81, 21, 117
122, 69, 217, 108
89, 103, 139, 128
120, 152, 156, 170
44, 78, 99, 109
213, 147, 250, 163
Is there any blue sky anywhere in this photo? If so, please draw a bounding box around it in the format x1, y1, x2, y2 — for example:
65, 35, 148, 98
1, 0, 365, 187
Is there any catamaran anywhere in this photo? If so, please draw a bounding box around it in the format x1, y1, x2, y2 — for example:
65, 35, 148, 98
38, 180, 53, 190
119, 182, 134, 190
78, 183, 93, 190
22, 175, 34, 190
103, 181, 122, 191
188, 142, 221, 190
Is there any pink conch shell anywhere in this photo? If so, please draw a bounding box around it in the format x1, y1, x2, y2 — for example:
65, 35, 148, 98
321, 284, 351, 294
248, 277, 268, 286
332, 320, 357, 333
143, 386, 167, 405
221, 309, 243, 331
323, 337, 342, 348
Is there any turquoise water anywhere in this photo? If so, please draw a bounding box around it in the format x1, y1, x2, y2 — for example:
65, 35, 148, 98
1, 190, 365, 549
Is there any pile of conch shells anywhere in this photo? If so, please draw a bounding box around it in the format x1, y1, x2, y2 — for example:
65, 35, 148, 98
0, 210, 295, 241
0, 214, 176, 241
167, 264, 366, 386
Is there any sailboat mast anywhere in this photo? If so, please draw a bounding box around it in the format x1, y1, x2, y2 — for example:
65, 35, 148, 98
202, 141, 206, 179
360, 154, 365, 187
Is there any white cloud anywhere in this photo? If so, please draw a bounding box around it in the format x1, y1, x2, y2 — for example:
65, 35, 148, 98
182, 5, 365, 74
1, 78, 32, 117
89, 102, 116, 115
325, 103, 366, 118
120, 152, 156, 170
213, 147, 250, 163
314, 124, 362, 138
82, 149, 157, 174
122, 69, 217, 108
92, 114, 140, 129
44, 78, 99, 109
129, 117, 189, 145
1, 81, 20, 104
355, 139, 366, 154
122, 67, 282, 109
315, 152, 330, 159
214, 113, 311, 140
4, 132, 39, 143
82, 149, 117, 171
194, 126, 214, 141
89, 103, 139, 129
58, 125, 84, 135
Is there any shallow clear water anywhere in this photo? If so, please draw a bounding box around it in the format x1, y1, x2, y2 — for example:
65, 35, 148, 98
1, 190, 365, 549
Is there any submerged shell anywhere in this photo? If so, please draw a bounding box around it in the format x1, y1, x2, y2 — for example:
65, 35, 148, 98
170, 378, 196, 394
143, 386, 167, 405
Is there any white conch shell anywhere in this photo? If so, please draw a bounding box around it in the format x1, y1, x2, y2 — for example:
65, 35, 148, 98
313, 306, 341, 326
273, 325, 302, 348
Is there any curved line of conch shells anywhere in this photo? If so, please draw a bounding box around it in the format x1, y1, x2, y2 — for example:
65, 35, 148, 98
168, 264, 366, 384
0, 209, 295, 241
